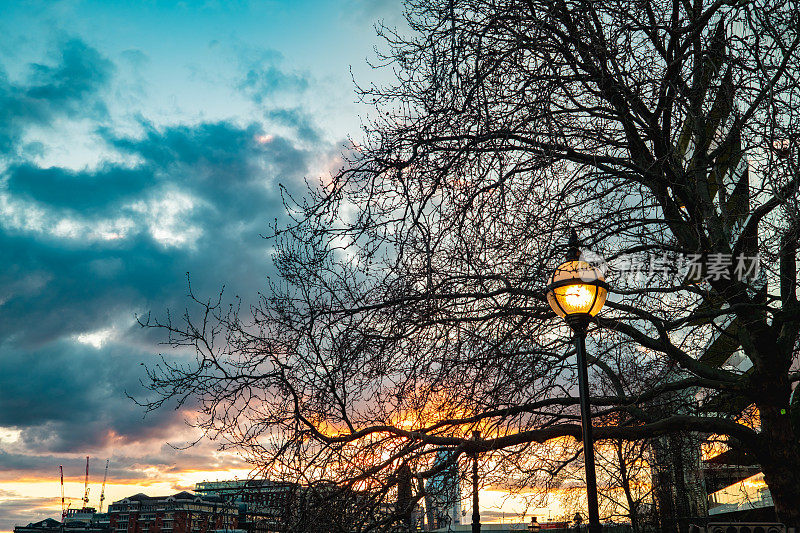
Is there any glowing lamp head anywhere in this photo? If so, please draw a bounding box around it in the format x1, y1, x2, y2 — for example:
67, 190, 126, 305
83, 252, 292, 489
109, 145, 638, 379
546, 260, 607, 320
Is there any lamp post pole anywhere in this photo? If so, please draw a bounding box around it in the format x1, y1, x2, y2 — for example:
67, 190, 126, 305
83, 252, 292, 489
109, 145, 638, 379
571, 319, 601, 533
546, 230, 607, 533
472, 430, 480, 533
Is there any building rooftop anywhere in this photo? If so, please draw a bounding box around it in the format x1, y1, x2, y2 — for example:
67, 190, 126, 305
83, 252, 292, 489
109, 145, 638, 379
112, 491, 227, 506
23, 519, 61, 529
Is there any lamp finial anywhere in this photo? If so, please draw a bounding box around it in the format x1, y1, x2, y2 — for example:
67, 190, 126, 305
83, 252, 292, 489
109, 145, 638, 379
567, 229, 580, 261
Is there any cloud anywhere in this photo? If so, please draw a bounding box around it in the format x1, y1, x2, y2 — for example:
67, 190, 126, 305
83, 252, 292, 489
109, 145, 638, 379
106, 120, 311, 204
0, 35, 333, 492
0, 117, 315, 346
0, 119, 304, 447
0, 493, 58, 532
344, 0, 406, 26
238, 50, 310, 104
0, 339, 188, 451
0, 227, 172, 347
0, 443, 249, 532
5, 163, 153, 212
24, 39, 112, 109
0, 442, 246, 483
265, 108, 322, 144
119, 49, 149, 68
0, 38, 112, 155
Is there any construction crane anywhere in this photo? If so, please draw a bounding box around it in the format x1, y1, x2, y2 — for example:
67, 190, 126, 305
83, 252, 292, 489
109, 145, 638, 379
59, 465, 74, 522
82, 456, 90, 509
60, 465, 65, 522
98, 459, 109, 513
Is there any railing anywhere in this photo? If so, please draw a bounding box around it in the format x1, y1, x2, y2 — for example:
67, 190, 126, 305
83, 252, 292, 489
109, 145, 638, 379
690, 522, 791, 533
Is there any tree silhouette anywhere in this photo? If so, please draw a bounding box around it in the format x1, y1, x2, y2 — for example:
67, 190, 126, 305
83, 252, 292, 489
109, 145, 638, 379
142, 0, 800, 528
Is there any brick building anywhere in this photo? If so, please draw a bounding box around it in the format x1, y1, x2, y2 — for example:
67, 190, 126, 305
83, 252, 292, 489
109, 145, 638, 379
108, 492, 238, 533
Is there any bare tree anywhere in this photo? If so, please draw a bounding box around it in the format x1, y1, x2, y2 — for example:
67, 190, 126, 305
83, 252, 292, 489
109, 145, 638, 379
142, 0, 800, 528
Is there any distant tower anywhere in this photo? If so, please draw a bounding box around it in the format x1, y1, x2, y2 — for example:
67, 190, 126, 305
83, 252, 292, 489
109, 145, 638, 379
425, 450, 461, 530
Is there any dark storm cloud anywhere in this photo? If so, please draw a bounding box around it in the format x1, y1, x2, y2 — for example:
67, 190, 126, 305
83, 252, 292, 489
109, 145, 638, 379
0, 125, 305, 446
4, 117, 311, 230
0, 37, 328, 462
106, 119, 312, 214
0, 227, 176, 347
0, 38, 112, 154
0, 121, 311, 348
0, 340, 184, 452
25, 39, 112, 108
5, 164, 153, 212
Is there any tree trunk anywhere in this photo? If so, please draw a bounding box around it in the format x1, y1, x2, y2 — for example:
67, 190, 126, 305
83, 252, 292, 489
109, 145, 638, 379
756, 399, 800, 527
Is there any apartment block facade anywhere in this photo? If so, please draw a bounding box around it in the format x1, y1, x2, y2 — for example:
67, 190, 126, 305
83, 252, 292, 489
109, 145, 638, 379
108, 492, 238, 533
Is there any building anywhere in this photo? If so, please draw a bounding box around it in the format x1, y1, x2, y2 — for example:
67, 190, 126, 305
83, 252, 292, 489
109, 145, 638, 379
425, 451, 461, 530
14, 519, 64, 533
196, 478, 414, 532
63, 508, 107, 528
107, 492, 237, 533
195, 480, 296, 533
14, 516, 110, 533
703, 449, 778, 521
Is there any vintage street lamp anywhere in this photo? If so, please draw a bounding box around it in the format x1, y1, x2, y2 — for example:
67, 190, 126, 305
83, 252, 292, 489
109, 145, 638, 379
528, 517, 541, 533
546, 230, 607, 533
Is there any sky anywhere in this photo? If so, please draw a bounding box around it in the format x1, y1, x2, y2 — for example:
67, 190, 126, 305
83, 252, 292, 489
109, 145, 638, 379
0, 1, 555, 529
